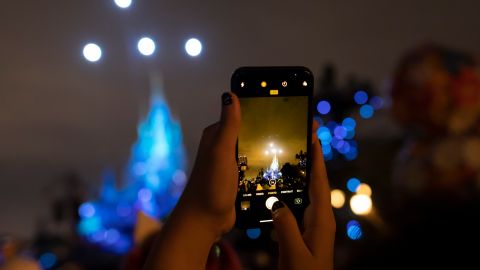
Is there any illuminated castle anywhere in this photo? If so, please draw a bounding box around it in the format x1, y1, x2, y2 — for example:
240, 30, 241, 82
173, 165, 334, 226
77, 77, 187, 253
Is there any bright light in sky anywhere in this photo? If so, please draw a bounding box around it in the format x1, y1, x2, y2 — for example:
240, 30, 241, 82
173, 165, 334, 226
114, 0, 132, 8
185, 38, 202, 57
83, 43, 102, 62
137, 37, 156, 56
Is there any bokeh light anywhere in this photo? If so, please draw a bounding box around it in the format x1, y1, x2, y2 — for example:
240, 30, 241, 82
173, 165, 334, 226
359, 104, 374, 119
105, 229, 121, 244
334, 126, 347, 139
39, 252, 57, 269
346, 220, 363, 240
185, 38, 202, 57
354, 90, 368, 104
317, 127, 332, 144
138, 188, 153, 202
83, 43, 102, 62
246, 228, 261, 239
330, 189, 346, 208
114, 0, 132, 8
350, 194, 372, 215
356, 183, 372, 196
344, 145, 358, 160
79, 202, 95, 218
342, 117, 356, 131
317, 100, 331, 115
137, 37, 156, 56
347, 178, 361, 192
321, 143, 332, 155
369, 96, 384, 109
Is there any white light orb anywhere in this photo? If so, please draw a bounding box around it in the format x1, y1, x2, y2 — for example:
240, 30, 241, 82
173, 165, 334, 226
269, 143, 274, 147
271, 149, 277, 154
137, 37, 156, 56
356, 183, 372, 196
114, 0, 132, 8
83, 43, 102, 62
350, 194, 372, 215
185, 38, 202, 57
331, 189, 345, 208
265, 151, 269, 155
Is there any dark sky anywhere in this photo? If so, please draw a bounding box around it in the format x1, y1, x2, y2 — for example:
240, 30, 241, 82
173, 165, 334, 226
239, 96, 308, 178
1, 0, 480, 237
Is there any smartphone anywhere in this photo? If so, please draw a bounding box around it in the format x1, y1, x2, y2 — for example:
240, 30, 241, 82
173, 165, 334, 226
231, 66, 313, 229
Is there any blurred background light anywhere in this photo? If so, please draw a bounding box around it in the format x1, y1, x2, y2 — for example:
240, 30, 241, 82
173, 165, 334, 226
78, 202, 95, 218
246, 228, 261, 239
114, 0, 132, 8
316, 100, 331, 115
39, 252, 57, 269
350, 194, 372, 215
317, 127, 332, 144
83, 43, 102, 62
344, 145, 358, 160
356, 183, 372, 196
369, 96, 384, 109
137, 37, 156, 56
347, 178, 361, 192
331, 189, 346, 208
138, 188, 153, 202
322, 143, 332, 156
342, 117, 356, 131
334, 126, 347, 139
354, 90, 368, 104
185, 38, 202, 57
359, 104, 374, 119
346, 220, 363, 240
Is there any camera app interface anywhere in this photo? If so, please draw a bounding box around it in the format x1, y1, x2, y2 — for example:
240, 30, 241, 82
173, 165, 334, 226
238, 96, 308, 204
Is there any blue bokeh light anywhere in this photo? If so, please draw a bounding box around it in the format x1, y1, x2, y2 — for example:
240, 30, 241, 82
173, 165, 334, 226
79, 202, 95, 218
347, 178, 361, 192
345, 129, 356, 140
246, 228, 261, 239
334, 126, 347, 139
369, 96, 384, 110
322, 144, 332, 155
344, 145, 358, 160
317, 127, 332, 145
337, 141, 351, 154
354, 90, 368, 105
317, 100, 331, 115
346, 220, 363, 240
39, 253, 57, 269
359, 104, 374, 119
342, 117, 356, 131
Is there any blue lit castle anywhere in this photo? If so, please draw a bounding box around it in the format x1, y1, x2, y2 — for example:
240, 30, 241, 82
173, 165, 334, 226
77, 87, 187, 253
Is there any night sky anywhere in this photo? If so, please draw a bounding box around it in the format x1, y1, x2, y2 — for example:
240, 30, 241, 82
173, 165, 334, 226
1, 0, 480, 237
238, 96, 308, 179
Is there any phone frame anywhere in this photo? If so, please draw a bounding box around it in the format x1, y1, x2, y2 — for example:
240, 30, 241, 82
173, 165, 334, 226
231, 66, 314, 229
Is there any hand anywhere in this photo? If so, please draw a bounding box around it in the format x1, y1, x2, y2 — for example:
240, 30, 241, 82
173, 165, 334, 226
271, 122, 336, 270
178, 91, 241, 236
144, 92, 241, 270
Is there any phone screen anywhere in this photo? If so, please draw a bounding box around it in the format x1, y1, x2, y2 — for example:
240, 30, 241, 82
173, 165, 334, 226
238, 96, 308, 194
232, 67, 313, 228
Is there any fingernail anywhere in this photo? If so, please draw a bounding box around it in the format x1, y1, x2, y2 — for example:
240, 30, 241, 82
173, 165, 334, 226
222, 92, 232, 106
271, 201, 285, 217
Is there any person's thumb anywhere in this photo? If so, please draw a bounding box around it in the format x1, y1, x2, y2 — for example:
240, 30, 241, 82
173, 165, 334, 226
218, 92, 241, 148
272, 201, 309, 258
